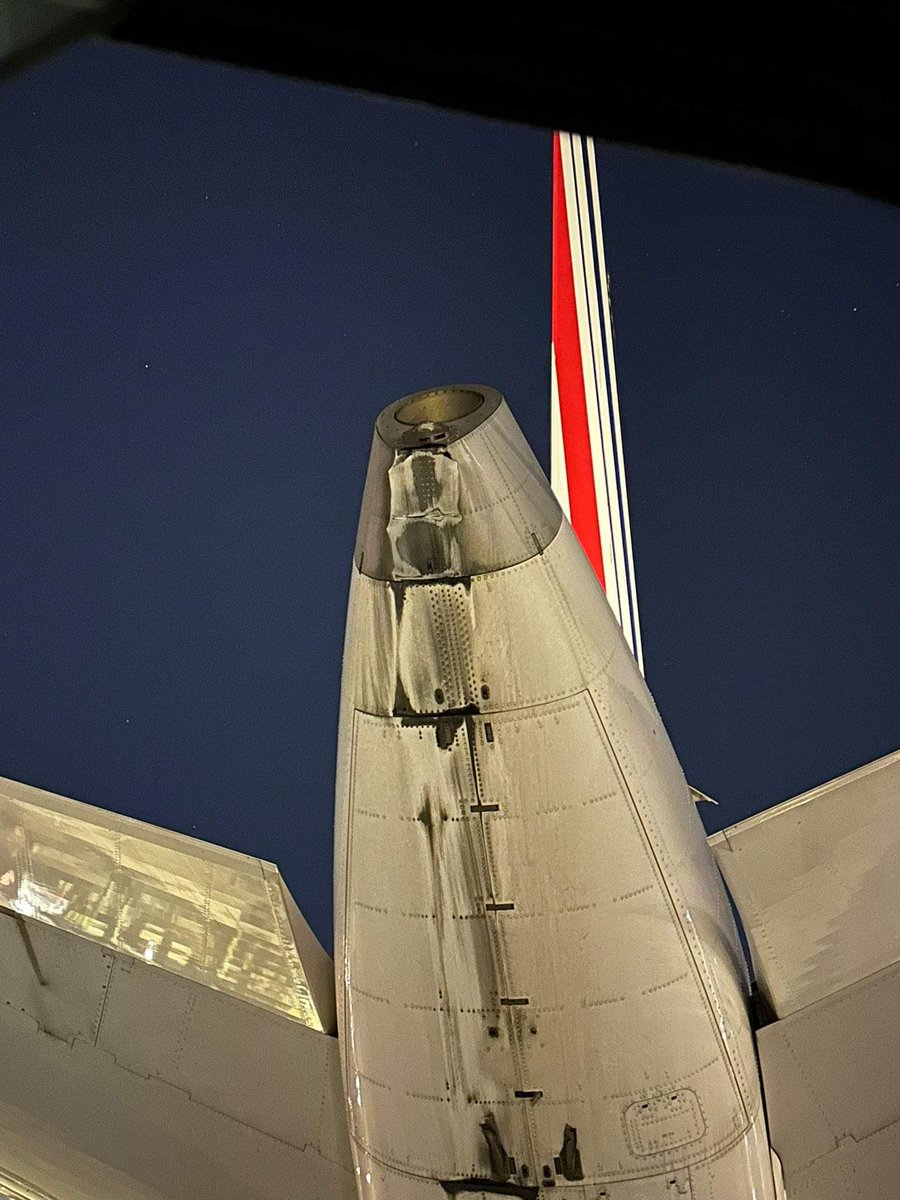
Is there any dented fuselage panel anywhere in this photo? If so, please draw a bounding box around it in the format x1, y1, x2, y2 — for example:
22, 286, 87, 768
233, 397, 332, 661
335, 387, 778, 1200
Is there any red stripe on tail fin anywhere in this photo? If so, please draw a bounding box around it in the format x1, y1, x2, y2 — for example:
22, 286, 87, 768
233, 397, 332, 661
552, 132, 606, 588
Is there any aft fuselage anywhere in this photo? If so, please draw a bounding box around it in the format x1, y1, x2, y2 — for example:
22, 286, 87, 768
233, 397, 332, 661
335, 387, 778, 1199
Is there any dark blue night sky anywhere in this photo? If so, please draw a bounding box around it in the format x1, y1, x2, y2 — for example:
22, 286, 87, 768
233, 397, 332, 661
1, 40, 898, 951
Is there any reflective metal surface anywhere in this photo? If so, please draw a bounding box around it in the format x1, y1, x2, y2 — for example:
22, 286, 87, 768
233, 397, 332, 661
0, 776, 323, 1029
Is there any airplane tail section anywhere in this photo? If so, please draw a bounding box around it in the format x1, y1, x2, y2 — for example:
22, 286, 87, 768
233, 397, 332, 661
551, 131, 643, 671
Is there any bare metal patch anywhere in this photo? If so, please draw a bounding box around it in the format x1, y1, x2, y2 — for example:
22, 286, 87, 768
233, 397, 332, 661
388, 450, 462, 578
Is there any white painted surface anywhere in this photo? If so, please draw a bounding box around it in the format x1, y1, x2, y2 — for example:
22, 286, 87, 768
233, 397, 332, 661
709, 748, 900, 1017
758, 956, 900, 1198
0, 911, 354, 1199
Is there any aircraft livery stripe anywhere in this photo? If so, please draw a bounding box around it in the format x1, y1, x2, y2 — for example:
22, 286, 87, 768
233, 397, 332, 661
568, 134, 624, 621
549, 346, 571, 520
585, 138, 644, 671
551, 131, 606, 587
566, 133, 620, 607
551, 131, 644, 672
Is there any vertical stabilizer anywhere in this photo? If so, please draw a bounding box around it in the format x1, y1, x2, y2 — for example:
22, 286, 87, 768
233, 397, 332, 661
551, 131, 643, 671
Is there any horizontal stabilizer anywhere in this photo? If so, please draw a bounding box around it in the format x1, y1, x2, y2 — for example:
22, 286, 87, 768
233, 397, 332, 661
0, 907, 354, 1199
0, 775, 352, 1198
708, 748, 900, 1017
757, 956, 900, 1198
0, 775, 332, 1030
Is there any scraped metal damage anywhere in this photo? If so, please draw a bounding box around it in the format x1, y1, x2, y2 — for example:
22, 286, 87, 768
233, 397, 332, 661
388, 444, 482, 749
388, 449, 462, 579
480, 1111, 511, 1180
558, 1124, 584, 1181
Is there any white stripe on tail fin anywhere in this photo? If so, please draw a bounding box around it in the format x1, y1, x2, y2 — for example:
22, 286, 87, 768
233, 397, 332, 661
551, 131, 644, 672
